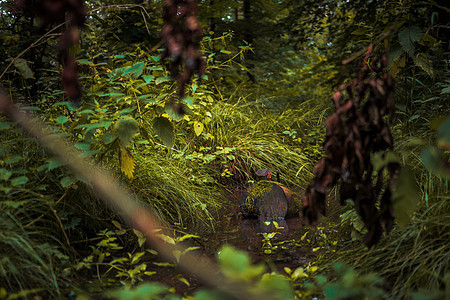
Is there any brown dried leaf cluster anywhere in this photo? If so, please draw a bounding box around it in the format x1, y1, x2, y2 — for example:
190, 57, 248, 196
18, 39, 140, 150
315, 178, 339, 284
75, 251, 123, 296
304, 56, 400, 247
161, 0, 206, 103
15, 0, 86, 105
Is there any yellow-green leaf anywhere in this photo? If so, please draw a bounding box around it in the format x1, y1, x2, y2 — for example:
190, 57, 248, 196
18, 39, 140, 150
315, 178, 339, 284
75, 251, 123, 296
194, 121, 204, 136
120, 148, 136, 179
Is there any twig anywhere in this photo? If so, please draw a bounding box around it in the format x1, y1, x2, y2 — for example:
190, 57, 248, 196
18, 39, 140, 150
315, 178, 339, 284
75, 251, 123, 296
342, 26, 395, 65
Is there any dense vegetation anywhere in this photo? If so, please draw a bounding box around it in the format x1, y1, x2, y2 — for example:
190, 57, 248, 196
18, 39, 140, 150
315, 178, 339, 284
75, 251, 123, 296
0, 0, 449, 299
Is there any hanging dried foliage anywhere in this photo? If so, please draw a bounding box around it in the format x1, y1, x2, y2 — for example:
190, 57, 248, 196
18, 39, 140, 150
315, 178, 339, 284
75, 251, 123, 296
15, 0, 86, 105
161, 0, 206, 112
304, 55, 400, 247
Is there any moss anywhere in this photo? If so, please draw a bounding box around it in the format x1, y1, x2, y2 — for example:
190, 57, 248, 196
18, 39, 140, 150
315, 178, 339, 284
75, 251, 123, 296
248, 180, 278, 198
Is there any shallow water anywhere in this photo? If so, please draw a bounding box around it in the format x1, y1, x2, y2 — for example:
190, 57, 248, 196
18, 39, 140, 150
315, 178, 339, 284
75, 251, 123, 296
201, 191, 316, 271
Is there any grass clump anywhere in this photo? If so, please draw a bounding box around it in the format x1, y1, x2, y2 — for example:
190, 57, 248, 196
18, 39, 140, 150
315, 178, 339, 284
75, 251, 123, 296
335, 195, 449, 298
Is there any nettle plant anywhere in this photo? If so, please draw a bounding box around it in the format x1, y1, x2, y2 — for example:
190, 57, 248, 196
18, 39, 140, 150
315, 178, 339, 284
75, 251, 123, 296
47, 31, 250, 182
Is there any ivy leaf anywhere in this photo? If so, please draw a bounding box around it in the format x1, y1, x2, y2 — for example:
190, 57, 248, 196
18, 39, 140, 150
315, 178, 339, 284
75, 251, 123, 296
13, 58, 34, 79
398, 26, 422, 56
120, 148, 136, 179
153, 117, 174, 148
193, 121, 204, 136
392, 168, 420, 228
114, 117, 139, 147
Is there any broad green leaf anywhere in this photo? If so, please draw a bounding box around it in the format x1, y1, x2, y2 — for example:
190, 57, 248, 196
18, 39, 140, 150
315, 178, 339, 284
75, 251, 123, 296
11, 176, 29, 186
75, 142, 90, 151
392, 168, 420, 228
5, 156, 22, 164
154, 233, 176, 245
133, 229, 147, 247
122, 62, 144, 79
56, 116, 69, 124
0, 121, 11, 130
193, 121, 204, 136
54, 102, 76, 111
60, 176, 77, 188
101, 132, 116, 144
155, 76, 171, 85
142, 74, 154, 83
258, 273, 294, 299
114, 117, 139, 147
183, 96, 193, 106
351, 27, 367, 35
422, 147, 450, 179
371, 151, 400, 171
218, 245, 265, 281
153, 117, 174, 148
77, 59, 92, 65
387, 46, 403, 66
398, 26, 422, 55
437, 118, 450, 150
413, 53, 434, 77
0, 169, 12, 181
106, 283, 173, 300
74, 121, 112, 133
120, 148, 136, 179
13, 58, 34, 79
194, 290, 228, 300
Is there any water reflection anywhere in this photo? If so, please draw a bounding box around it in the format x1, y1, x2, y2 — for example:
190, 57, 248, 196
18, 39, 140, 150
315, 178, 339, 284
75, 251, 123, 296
240, 218, 289, 252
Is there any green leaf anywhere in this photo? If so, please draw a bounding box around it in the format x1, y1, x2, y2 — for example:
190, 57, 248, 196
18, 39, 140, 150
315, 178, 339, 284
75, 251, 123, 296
114, 117, 139, 147
155, 76, 171, 85
106, 283, 174, 300
13, 58, 34, 79
54, 102, 76, 111
0, 121, 11, 130
11, 176, 29, 186
218, 245, 265, 281
75, 142, 90, 151
437, 118, 450, 150
258, 273, 294, 299
413, 53, 434, 77
5, 156, 22, 164
153, 117, 174, 148
183, 96, 193, 106
398, 26, 422, 55
56, 116, 69, 124
0, 169, 12, 181
142, 74, 154, 83
194, 290, 228, 300
392, 168, 421, 228
101, 132, 116, 144
122, 62, 145, 79
120, 148, 136, 179
371, 151, 400, 171
77, 59, 92, 65
351, 27, 367, 35
193, 121, 204, 136
60, 176, 77, 188
421, 147, 450, 179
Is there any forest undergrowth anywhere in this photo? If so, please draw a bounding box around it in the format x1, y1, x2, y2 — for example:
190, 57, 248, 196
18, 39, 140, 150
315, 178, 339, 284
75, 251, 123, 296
1, 0, 449, 299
